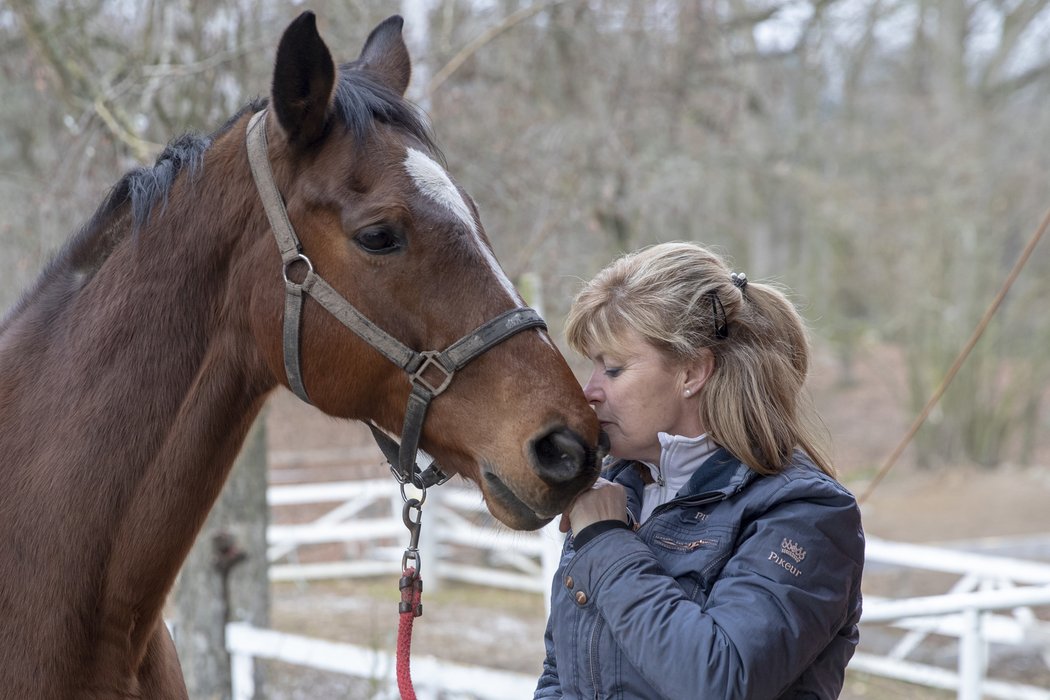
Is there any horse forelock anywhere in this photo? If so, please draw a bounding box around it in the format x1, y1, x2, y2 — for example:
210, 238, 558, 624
332, 66, 441, 162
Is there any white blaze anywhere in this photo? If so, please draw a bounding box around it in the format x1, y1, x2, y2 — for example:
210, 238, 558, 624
404, 147, 477, 235
404, 147, 520, 303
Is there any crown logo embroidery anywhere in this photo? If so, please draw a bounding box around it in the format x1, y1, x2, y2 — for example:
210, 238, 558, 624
781, 538, 806, 563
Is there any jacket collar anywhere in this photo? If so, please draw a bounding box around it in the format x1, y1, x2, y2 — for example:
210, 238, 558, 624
605, 446, 757, 518
679, 447, 755, 499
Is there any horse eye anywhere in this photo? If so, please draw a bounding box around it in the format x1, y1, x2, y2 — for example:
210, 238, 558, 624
354, 226, 402, 255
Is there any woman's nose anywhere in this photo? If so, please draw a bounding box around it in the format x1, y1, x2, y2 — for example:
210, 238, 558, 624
582, 374, 602, 404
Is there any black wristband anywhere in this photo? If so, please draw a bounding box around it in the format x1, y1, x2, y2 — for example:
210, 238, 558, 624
573, 519, 631, 549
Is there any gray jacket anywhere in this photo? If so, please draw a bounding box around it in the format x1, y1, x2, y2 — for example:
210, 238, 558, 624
535, 449, 864, 699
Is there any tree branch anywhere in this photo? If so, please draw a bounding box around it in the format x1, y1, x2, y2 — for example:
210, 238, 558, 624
10, 0, 161, 161
981, 57, 1050, 103
425, 0, 576, 100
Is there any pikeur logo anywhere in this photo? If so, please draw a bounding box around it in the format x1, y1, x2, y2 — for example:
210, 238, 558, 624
767, 538, 806, 577
781, 538, 806, 563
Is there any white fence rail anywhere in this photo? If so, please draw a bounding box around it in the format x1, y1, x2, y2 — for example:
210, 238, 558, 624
264, 480, 1050, 699
226, 622, 537, 700
267, 479, 563, 598
855, 536, 1050, 700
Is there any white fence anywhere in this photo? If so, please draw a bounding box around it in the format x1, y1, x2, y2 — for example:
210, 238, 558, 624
267, 479, 563, 598
224, 478, 558, 699
226, 621, 537, 700
854, 536, 1050, 699
262, 479, 1050, 699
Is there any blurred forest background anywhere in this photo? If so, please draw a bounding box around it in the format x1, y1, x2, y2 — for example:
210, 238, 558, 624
3, 0, 1050, 473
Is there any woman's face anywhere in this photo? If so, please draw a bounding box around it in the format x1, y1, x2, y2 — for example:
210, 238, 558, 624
581, 328, 707, 464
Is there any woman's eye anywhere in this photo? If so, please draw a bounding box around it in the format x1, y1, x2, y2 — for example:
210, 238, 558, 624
604, 367, 623, 378
354, 226, 402, 254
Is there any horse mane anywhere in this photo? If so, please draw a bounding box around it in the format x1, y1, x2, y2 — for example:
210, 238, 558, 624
1, 69, 436, 330
0, 115, 233, 330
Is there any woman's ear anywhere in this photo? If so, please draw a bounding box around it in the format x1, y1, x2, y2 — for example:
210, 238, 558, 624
682, 350, 715, 397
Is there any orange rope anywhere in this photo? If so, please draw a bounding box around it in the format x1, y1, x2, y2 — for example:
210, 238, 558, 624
858, 207, 1050, 504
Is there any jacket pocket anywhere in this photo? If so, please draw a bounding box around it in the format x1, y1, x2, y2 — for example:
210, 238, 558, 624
646, 522, 736, 588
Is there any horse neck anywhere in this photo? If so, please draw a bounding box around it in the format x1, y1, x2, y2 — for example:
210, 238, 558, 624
0, 134, 276, 665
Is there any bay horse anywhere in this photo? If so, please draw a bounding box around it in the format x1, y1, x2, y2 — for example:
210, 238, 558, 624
0, 13, 600, 699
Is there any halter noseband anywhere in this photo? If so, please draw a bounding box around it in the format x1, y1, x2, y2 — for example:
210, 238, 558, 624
246, 110, 546, 489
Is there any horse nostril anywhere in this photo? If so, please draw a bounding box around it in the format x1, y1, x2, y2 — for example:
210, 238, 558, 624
531, 428, 589, 485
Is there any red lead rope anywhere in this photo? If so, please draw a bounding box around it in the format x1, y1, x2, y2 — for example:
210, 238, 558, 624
396, 495, 425, 698
396, 566, 423, 699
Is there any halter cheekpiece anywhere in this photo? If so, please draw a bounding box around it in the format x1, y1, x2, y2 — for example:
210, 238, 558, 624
245, 109, 547, 491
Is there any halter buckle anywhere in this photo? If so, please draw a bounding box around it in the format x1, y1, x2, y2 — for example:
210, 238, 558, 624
410, 351, 454, 396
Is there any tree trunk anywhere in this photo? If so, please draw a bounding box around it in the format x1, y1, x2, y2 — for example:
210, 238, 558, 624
171, 411, 270, 700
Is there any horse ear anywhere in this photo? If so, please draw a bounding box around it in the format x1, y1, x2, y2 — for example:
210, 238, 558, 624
271, 11, 336, 146
356, 15, 412, 97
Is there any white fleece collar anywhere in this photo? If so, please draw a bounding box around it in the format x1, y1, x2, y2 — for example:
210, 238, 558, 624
638, 432, 718, 523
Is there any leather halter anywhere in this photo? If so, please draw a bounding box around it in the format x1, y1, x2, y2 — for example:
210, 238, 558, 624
246, 110, 547, 488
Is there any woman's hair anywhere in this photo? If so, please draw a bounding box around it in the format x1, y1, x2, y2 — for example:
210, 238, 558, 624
565, 241, 834, 477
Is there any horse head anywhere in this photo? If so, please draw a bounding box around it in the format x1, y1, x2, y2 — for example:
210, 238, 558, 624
244, 13, 602, 530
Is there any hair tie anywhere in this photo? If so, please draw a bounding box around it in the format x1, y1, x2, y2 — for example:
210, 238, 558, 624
731, 271, 748, 290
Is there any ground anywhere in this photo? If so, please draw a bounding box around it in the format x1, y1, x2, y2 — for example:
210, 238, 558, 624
261, 340, 1050, 699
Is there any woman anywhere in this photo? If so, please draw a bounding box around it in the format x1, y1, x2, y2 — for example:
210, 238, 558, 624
536, 242, 864, 699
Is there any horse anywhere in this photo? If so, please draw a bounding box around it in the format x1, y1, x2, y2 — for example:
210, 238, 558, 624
0, 13, 601, 699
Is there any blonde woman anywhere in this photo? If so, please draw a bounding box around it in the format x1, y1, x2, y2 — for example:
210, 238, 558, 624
536, 242, 864, 699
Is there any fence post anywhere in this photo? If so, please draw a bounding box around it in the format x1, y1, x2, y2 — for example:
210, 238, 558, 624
230, 648, 255, 700
419, 485, 442, 592
958, 607, 984, 700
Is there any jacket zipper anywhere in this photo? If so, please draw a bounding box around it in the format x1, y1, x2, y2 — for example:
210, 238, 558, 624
652, 535, 718, 552
589, 616, 604, 698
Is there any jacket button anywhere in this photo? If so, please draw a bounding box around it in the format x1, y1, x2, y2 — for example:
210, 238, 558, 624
564, 576, 574, 589
575, 591, 587, 605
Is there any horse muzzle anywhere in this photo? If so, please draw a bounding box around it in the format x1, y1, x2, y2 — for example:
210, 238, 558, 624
479, 427, 605, 530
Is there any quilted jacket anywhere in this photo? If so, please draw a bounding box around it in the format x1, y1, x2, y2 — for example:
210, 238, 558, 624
535, 448, 864, 699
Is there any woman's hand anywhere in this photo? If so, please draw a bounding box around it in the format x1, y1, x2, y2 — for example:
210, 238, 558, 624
559, 478, 628, 533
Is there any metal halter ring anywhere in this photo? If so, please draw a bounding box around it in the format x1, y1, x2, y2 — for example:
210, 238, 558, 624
282, 253, 314, 286
398, 478, 428, 506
